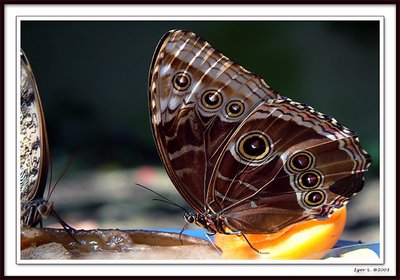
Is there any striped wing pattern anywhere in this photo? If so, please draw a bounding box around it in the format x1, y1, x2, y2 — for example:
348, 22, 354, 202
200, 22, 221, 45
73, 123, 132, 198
20, 50, 52, 227
149, 30, 372, 234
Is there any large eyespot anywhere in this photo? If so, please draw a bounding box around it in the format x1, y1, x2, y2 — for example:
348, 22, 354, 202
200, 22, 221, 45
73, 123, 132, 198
288, 151, 314, 172
172, 72, 191, 91
201, 90, 223, 110
225, 100, 244, 118
237, 131, 272, 162
298, 170, 323, 189
304, 190, 326, 207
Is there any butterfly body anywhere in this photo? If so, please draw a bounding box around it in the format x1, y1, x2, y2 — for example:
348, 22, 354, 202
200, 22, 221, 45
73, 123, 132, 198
149, 30, 371, 235
184, 211, 222, 233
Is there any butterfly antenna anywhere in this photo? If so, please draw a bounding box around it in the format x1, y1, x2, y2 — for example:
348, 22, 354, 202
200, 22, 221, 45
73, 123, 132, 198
47, 150, 78, 200
152, 198, 190, 215
135, 183, 190, 215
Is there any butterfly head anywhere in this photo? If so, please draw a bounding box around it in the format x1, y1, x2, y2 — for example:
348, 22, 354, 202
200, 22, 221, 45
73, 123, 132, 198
183, 210, 228, 235
21, 199, 53, 227
183, 212, 196, 224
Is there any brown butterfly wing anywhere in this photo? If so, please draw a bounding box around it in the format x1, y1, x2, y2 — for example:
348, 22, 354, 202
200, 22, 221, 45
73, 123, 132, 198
20, 50, 50, 226
207, 98, 371, 233
149, 30, 280, 213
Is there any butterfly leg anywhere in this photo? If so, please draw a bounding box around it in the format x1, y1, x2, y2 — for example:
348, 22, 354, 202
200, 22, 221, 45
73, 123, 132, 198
178, 222, 190, 245
51, 208, 81, 245
204, 232, 223, 255
226, 231, 269, 255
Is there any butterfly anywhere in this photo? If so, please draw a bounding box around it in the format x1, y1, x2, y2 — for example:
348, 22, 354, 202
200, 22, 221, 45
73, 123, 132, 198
20, 50, 75, 236
20, 49, 54, 227
148, 30, 371, 249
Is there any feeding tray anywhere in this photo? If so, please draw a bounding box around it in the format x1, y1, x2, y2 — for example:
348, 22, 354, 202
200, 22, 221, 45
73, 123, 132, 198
21, 227, 220, 260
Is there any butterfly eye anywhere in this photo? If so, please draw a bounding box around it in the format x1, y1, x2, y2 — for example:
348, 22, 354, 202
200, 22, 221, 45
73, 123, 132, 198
298, 170, 322, 189
237, 132, 272, 161
289, 151, 314, 172
304, 190, 326, 207
225, 100, 244, 118
201, 90, 223, 109
184, 213, 195, 223
172, 72, 191, 91
38, 204, 48, 214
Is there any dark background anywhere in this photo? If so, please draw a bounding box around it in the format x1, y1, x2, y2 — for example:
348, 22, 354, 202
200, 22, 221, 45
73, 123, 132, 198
21, 21, 380, 242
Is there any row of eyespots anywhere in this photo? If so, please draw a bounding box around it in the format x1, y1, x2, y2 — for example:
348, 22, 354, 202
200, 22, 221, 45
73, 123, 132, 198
172, 72, 245, 118
288, 151, 326, 207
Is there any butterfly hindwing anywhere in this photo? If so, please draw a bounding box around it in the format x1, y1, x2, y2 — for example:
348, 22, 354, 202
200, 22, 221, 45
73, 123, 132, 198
208, 98, 371, 233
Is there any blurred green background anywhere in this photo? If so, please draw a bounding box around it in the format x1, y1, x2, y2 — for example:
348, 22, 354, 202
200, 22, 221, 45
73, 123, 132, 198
21, 21, 380, 242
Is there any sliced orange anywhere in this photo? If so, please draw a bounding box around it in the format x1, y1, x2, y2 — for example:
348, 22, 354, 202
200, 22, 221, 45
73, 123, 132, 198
214, 206, 346, 260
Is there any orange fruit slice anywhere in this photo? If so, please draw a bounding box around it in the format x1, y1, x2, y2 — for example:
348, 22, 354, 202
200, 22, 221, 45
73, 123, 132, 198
214, 206, 347, 260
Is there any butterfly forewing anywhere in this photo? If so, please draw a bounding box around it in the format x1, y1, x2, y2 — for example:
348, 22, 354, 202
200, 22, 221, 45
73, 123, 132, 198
20, 50, 49, 204
20, 50, 51, 227
149, 30, 371, 235
149, 30, 280, 213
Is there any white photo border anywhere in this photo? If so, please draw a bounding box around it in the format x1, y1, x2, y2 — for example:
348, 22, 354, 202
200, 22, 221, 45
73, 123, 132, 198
4, 3, 395, 277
